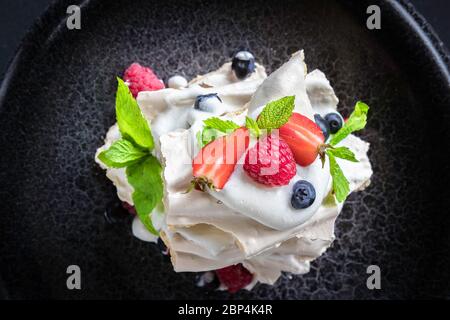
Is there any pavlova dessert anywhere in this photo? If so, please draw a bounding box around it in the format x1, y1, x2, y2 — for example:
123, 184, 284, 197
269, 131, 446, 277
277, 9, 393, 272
95, 50, 372, 293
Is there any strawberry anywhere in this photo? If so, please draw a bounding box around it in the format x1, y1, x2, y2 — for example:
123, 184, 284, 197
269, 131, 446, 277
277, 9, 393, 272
279, 113, 325, 166
192, 128, 249, 190
215, 264, 253, 293
243, 134, 296, 186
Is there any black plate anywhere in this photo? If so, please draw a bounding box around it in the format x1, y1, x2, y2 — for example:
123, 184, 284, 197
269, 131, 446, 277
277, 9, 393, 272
0, 0, 449, 299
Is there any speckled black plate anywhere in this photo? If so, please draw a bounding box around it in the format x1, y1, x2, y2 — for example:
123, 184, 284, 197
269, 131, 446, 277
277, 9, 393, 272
0, 0, 449, 300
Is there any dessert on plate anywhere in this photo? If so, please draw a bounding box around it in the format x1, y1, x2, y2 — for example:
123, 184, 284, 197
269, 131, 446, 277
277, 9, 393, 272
95, 49, 372, 292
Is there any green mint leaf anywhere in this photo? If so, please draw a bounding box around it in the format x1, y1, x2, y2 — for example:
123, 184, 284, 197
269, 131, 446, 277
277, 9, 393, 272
203, 117, 240, 133
204, 127, 222, 146
126, 155, 163, 235
256, 96, 295, 130
116, 77, 154, 150
98, 139, 148, 168
327, 151, 350, 203
196, 130, 203, 148
196, 127, 224, 148
245, 116, 260, 138
330, 101, 369, 146
327, 146, 358, 163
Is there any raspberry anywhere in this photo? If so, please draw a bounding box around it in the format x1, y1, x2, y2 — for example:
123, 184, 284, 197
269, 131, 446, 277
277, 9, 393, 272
121, 202, 136, 215
123, 63, 165, 97
215, 264, 253, 293
243, 135, 296, 186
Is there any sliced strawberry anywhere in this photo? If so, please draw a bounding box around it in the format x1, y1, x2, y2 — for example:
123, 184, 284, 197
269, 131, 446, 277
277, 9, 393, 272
279, 113, 325, 166
192, 128, 249, 190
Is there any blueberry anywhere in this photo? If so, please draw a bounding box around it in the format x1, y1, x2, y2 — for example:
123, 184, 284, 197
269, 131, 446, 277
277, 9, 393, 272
314, 114, 330, 140
324, 112, 343, 134
291, 180, 316, 209
231, 50, 256, 79
194, 93, 222, 112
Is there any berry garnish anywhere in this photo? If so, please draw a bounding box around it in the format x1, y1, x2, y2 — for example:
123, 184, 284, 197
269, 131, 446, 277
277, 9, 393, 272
314, 114, 330, 140
291, 180, 316, 209
98, 78, 163, 235
244, 135, 296, 186
279, 113, 325, 166
121, 201, 137, 215
215, 264, 253, 293
194, 93, 223, 112
192, 97, 369, 203
324, 112, 344, 134
123, 63, 165, 97
231, 50, 256, 79
192, 127, 249, 190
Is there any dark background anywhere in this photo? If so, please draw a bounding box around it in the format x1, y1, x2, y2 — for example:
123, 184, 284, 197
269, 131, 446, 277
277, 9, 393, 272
0, 0, 449, 80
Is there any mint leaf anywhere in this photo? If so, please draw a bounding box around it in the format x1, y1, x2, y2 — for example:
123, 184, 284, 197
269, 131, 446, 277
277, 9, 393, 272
196, 131, 203, 148
327, 152, 350, 203
196, 126, 223, 148
327, 146, 358, 163
203, 117, 239, 133
126, 155, 163, 235
330, 101, 369, 146
98, 139, 148, 168
116, 78, 154, 150
256, 96, 295, 130
245, 116, 260, 138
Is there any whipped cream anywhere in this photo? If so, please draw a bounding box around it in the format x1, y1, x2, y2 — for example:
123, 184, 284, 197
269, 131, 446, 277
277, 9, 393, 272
95, 51, 372, 288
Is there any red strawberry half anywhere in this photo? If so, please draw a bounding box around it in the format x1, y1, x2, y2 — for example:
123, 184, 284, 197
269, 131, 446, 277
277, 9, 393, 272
279, 113, 325, 166
192, 128, 249, 190
215, 264, 253, 293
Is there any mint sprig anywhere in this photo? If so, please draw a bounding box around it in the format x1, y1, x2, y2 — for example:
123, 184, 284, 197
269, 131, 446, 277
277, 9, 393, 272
256, 95, 295, 130
203, 117, 240, 133
245, 116, 260, 138
98, 78, 163, 235
323, 101, 369, 202
98, 139, 148, 168
327, 152, 350, 203
116, 78, 154, 149
196, 117, 240, 148
327, 146, 358, 163
330, 101, 369, 146
126, 156, 163, 235
196, 127, 223, 148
